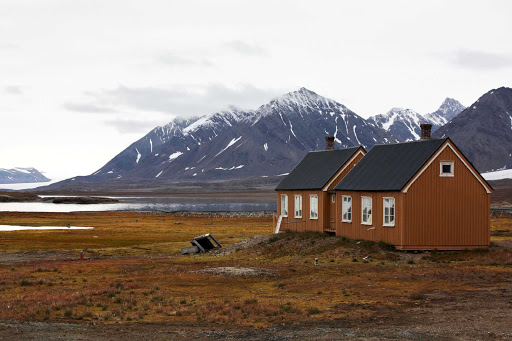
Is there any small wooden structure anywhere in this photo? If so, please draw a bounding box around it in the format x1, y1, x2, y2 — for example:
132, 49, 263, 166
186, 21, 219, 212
181, 234, 222, 254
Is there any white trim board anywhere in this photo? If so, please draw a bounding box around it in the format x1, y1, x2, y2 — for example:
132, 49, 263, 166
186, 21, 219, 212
402, 141, 492, 194
322, 149, 366, 191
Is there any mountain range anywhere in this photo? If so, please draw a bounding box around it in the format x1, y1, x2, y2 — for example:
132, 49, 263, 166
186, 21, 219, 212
0, 168, 50, 184
55, 88, 398, 187
367, 98, 466, 142
38, 86, 511, 191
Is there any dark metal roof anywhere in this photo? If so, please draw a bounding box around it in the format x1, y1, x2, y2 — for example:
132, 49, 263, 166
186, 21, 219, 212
335, 138, 448, 191
275, 146, 362, 190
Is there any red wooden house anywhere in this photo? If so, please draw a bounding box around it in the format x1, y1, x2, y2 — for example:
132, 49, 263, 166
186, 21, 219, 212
276, 125, 493, 250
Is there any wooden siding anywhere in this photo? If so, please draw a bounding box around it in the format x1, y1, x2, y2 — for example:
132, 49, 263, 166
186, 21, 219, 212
276, 148, 365, 233
276, 190, 325, 233
336, 191, 403, 245
402, 142, 490, 249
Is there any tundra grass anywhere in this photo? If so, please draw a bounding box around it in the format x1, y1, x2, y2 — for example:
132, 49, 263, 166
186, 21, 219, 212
0, 213, 510, 329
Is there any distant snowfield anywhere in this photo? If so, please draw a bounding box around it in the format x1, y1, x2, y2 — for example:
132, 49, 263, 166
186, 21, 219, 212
482, 169, 512, 181
0, 178, 62, 190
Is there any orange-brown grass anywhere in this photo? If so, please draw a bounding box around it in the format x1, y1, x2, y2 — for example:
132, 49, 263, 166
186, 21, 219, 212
491, 217, 512, 242
0, 213, 510, 329
0, 212, 271, 254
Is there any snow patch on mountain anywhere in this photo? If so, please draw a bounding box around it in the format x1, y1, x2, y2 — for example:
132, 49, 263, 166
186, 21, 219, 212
482, 169, 512, 180
13, 168, 32, 174
215, 136, 242, 157
168, 151, 183, 161
215, 165, 244, 170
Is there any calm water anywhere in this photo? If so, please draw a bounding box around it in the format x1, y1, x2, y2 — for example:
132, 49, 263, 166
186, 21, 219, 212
0, 201, 276, 213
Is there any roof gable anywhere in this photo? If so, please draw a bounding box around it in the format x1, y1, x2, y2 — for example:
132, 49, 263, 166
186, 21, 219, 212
335, 138, 447, 191
402, 140, 493, 194
275, 147, 362, 191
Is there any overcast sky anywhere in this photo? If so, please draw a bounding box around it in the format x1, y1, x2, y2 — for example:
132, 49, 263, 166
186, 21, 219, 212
1, 0, 511, 180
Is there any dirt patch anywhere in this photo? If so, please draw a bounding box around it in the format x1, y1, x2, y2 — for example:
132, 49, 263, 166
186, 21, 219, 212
0, 250, 79, 265
193, 266, 273, 277
213, 235, 272, 256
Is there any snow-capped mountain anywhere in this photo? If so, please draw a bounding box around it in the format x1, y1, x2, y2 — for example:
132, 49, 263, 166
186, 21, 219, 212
425, 98, 465, 130
368, 107, 433, 142
434, 87, 512, 173
59, 88, 398, 186
0, 167, 50, 184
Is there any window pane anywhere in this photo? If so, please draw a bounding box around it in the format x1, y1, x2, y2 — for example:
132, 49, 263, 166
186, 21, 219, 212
383, 198, 395, 226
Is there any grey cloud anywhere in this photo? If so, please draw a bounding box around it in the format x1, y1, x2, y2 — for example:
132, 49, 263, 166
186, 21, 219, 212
79, 83, 283, 117
225, 41, 266, 56
157, 53, 213, 67
4, 86, 22, 95
104, 118, 166, 134
449, 49, 512, 70
64, 102, 117, 113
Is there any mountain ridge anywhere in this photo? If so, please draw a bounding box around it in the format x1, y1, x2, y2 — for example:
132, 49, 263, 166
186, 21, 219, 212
50, 88, 398, 188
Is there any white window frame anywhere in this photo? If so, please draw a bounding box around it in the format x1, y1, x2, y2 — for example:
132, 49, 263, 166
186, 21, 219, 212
280, 195, 288, 217
383, 197, 395, 227
309, 195, 318, 220
294, 195, 302, 218
331, 194, 335, 203
439, 161, 454, 177
361, 196, 372, 225
341, 195, 352, 223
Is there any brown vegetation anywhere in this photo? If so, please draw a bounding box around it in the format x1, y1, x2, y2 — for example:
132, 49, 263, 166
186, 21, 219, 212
0, 212, 510, 339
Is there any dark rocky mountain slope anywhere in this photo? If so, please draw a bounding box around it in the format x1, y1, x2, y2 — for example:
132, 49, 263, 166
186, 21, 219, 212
433, 87, 512, 172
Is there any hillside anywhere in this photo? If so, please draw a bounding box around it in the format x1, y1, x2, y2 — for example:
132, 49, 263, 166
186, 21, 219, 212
433, 87, 512, 172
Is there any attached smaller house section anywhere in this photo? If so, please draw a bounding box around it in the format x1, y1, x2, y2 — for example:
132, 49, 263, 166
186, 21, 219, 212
275, 138, 366, 233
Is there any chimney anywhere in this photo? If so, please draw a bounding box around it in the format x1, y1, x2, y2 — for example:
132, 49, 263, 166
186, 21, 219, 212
325, 136, 335, 150
420, 123, 432, 140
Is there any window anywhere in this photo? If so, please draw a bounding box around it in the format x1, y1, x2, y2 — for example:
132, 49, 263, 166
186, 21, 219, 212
280, 195, 288, 217
361, 196, 372, 225
310, 195, 318, 219
383, 197, 395, 227
294, 195, 302, 218
331, 194, 336, 203
440, 161, 454, 177
342, 196, 352, 222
